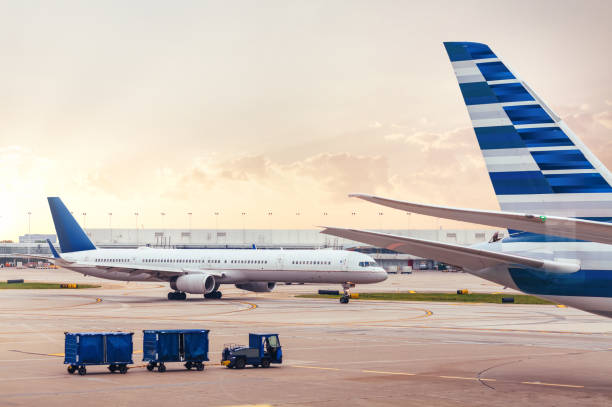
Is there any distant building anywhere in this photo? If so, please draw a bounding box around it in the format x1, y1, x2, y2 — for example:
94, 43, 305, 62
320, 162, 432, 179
19, 234, 57, 244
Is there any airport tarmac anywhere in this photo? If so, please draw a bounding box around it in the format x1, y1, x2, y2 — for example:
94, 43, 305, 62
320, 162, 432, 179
1, 268, 612, 406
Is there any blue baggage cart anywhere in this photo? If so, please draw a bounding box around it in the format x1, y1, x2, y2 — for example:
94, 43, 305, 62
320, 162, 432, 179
64, 332, 134, 375
143, 329, 209, 372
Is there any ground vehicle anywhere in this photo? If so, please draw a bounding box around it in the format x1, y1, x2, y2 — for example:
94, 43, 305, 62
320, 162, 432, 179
142, 329, 209, 372
221, 333, 282, 369
64, 332, 133, 375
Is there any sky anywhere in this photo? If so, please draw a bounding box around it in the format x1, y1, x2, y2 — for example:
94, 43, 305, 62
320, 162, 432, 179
2, 0, 612, 239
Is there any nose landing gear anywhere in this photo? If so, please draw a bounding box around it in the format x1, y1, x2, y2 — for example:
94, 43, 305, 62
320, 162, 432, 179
340, 282, 355, 304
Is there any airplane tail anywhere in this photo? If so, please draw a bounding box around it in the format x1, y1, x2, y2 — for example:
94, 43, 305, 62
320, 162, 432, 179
443, 42, 612, 221
47, 197, 96, 253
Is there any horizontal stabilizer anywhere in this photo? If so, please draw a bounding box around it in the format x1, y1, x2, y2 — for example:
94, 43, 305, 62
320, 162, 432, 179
350, 193, 612, 245
320, 226, 580, 273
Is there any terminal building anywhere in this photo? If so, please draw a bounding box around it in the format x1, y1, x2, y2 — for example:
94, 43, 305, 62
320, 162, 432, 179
1, 228, 501, 272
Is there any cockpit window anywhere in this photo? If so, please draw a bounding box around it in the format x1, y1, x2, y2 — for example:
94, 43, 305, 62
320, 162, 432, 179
358, 261, 377, 267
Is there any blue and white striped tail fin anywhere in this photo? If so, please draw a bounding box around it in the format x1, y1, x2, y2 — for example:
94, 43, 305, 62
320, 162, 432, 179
444, 42, 612, 221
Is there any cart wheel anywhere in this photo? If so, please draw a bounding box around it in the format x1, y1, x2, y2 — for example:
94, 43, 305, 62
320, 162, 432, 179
196, 362, 204, 371
158, 363, 166, 373
146, 363, 155, 371
67, 365, 76, 374
119, 365, 128, 374
185, 361, 193, 370
108, 364, 116, 373
78, 366, 87, 375
261, 359, 271, 368
252, 364, 259, 368
235, 358, 246, 369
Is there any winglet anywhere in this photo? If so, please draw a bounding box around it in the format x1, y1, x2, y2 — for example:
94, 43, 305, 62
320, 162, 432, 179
46, 239, 61, 259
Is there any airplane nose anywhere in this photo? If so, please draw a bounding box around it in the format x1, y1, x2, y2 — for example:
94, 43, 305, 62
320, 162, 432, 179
376, 267, 388, 282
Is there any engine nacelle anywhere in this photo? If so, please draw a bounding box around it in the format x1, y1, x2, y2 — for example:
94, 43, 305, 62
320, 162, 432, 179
171, 274, 216, 294
235, 282, 276, 293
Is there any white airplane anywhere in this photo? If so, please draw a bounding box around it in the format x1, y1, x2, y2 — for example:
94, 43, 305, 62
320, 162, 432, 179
43, 197, 387, 302
322, 42, 612, 318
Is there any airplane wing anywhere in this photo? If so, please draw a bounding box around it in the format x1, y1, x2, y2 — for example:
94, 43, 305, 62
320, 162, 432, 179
320, 226, 580, 273
71, 261, 228, 280
350, 193, 612, 245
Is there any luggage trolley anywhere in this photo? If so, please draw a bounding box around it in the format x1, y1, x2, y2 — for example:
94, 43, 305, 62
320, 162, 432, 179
143, 329, 209, 372
64, 332, 134, 375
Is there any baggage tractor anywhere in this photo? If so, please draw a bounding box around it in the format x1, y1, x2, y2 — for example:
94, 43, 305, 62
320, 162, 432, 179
64, 332, 134, 375
143, 329, 209, 372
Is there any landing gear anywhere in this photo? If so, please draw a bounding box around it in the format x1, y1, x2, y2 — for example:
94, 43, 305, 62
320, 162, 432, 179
204, 291, 222, 299
168, 291, 187, 300
340, 282, 354, 304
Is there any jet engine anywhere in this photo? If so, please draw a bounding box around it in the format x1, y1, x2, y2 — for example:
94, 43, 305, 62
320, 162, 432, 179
171, 274, 216, 294
235, 282, 276, 292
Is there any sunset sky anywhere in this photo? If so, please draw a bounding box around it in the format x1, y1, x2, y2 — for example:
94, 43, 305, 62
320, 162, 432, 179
2, 0, 612, 239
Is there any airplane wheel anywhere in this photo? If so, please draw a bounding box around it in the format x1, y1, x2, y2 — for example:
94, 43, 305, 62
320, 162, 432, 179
168, 292, 174, 300
215, 291, 222, 299
180, 292, 187, 300
235, 358, 246, 369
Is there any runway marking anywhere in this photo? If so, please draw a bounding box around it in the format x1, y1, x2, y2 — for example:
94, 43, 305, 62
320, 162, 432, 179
216, 301, 258, 315
521, 381, 584, 388
361, 370, 415, 376
439, 375, 495, 382
293, 365, 341, 371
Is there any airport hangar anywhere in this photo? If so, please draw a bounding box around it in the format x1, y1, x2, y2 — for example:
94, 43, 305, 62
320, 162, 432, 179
1, 228, 501, 272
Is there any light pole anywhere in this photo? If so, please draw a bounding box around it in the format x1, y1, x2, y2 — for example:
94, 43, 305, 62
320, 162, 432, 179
241, 212, 247, 244
214, 212, 219, 244
108, 212, 113, 243
378, 211, 384, 230
27, 212, 31, 235
187, 212, 193, 243
267, 211, 273, 231
82, 213, 87, 230
160, 212, 166, 247
134, 212, 139, 246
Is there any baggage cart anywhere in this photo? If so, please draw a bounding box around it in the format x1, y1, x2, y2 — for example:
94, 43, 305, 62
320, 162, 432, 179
143, 329, 209, 372
64, 332, 134, 375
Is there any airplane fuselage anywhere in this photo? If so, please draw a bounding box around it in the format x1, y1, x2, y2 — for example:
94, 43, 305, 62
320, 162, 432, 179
472, 237, 612, 317
60, 247, 388, 285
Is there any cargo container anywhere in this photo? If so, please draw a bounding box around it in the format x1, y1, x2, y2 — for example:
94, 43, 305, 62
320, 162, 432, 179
64, 332, 134, 375
143, 329, 209, 372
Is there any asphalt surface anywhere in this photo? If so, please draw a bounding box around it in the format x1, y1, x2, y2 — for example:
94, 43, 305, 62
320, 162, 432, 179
0, 268, 611, 406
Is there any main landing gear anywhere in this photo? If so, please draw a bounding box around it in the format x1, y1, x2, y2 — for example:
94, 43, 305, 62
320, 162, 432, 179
168, 291, 187, 300
204, 291, 222, 299
340, 282, 355, 304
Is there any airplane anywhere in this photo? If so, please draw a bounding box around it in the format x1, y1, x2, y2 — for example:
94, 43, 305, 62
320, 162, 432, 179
39, 197, 387, 302
321, 41, 612, 318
